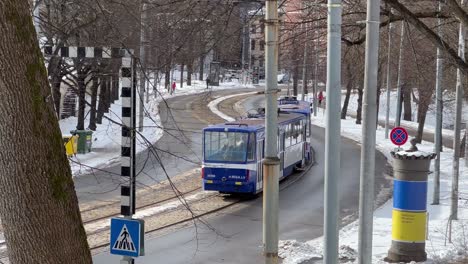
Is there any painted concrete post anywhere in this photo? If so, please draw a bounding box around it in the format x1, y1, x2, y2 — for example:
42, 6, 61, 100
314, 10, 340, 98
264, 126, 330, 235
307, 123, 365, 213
386, 143, 436, 262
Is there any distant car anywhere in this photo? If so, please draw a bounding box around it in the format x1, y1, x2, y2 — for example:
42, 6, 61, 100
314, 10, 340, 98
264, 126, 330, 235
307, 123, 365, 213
278, 74, 290, 84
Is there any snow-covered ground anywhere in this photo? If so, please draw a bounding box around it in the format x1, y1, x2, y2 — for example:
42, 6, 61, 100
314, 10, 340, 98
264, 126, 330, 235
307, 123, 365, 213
59, 79, 254, 177
342, 89, 468, 131
279, 107, 468, 264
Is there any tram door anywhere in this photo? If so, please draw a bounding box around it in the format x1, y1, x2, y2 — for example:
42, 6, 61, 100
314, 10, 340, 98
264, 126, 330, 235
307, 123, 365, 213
256, 140, 264, 191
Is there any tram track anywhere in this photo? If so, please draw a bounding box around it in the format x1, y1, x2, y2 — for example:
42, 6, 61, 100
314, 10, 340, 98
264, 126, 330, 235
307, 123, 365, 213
87, 192, 242, 253
81, 186, 202, 225
88, 160, 314, 254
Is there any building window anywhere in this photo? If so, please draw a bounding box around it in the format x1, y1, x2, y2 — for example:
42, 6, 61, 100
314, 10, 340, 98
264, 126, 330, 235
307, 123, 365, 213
259, 59, 264, 68
251, 40, 256, 51
260, 40, 265, 51
261, 23, 265, 34
251, 24, 256, 34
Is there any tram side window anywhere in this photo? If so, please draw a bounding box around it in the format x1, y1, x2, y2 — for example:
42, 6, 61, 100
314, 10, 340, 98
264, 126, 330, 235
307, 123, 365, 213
285, 124, 291, 148
247, 133, 255, 161
297, 121, 303, 143
291, 121, 298, 145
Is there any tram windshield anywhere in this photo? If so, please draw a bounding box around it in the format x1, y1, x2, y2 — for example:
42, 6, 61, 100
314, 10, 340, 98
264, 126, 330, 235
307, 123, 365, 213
204, 131, 250, 163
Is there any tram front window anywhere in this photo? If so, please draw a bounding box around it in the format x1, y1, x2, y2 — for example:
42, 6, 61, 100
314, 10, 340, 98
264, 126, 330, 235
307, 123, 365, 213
204, 131, 249, 162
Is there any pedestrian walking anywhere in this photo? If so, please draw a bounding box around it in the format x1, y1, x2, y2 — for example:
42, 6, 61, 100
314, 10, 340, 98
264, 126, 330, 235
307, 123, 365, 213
171, 81, 176, 95
206, 78, 210, 89
318, 91, 324, 106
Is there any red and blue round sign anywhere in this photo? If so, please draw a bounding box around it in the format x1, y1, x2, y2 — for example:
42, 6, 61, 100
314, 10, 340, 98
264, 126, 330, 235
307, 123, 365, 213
390, 127, 408, 146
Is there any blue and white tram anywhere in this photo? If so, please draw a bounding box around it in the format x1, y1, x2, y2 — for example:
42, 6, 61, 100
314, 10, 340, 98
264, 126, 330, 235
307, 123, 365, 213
202, 112, 311, 194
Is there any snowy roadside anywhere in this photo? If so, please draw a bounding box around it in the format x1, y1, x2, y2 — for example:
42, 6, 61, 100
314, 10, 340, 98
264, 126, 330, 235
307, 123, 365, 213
60, 80, 254, 177
279, 107, 467, 264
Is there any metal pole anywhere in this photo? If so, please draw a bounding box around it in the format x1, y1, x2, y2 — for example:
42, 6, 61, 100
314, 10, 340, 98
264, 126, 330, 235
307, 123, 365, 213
324, 1, 342, 263
313, 21, 319, 117
451, 0, 465, 221
120, 54, 137, 264
358, 0, 380, 262
384, 13, 393, 139
395, 22, 405, 127
433, 1, 444, 205
263, 1, 279, 264
301, 23, 308, 101
138, 1, 147, 132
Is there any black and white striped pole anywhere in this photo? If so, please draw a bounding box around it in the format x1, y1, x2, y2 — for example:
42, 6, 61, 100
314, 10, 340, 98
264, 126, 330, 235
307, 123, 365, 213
120, 52, 139, 264
120, 54, 136, 218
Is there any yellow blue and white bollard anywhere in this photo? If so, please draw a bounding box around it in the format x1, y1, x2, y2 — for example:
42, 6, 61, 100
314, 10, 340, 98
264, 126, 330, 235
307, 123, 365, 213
386, 146, 435, 262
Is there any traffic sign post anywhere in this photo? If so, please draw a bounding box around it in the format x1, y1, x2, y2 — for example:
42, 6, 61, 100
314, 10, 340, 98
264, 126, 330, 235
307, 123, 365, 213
110, 218, 145, 258
390, 127, 408, 148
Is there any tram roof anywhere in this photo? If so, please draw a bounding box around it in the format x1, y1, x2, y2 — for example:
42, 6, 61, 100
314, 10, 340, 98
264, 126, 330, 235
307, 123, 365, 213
204, 112, 304, 132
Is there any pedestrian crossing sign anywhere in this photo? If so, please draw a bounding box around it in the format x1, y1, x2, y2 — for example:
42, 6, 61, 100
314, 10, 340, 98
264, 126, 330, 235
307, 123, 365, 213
110, 218, 144, 257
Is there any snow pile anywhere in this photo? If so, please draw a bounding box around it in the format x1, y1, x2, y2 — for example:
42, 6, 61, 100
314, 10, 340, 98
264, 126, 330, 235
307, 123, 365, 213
60, 79, 254, 176
279, 240, 357, 264
279, 107, 467, 264
279, 240, 323, 264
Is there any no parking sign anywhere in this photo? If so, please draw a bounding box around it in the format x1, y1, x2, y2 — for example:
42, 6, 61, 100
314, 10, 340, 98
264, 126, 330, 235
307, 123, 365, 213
390, 127, 408, 147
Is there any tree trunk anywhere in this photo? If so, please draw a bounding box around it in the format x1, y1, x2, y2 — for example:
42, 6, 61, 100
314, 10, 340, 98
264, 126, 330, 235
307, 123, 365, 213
76, 67, 86, 130
376, 64, 383, 126
105, 77, 111, 113
111, 62, 120, 102
165, 66, 171, 93
293, 62, 299, 96
180, 63, 184, 88
0, 2, 92, 263
356, 87, 363, 124
96, 77, 107, 124
51, 73, 62, 118
341, 63, 353, 119
187, 62, 193, 86
415, 88, 434, 143
88, 76, 99, 131
341, 82, 352, 120
199, 54, 205, 81
402, 84, 412, 121
154, 71, 159, 97
48, 56, 63, 117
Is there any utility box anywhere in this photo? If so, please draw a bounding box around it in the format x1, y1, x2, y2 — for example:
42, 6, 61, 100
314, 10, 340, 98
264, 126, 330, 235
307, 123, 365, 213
386, 142, 436, 263
63, 135, 78, 156
70, 130, 93, 154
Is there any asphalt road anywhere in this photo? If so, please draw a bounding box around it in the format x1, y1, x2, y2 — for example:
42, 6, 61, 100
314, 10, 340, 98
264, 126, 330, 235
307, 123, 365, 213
93, 93, 391, 263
